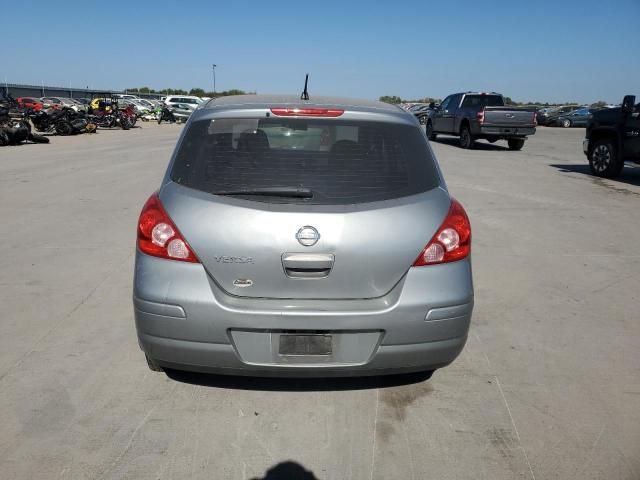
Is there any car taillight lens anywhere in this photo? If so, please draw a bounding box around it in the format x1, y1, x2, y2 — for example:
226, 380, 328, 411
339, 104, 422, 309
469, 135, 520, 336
476, 110, 485, 124
533, 112, 538, 126
270, 108, 344, 117
413, 199, 471, 266
137, 192, 199, 263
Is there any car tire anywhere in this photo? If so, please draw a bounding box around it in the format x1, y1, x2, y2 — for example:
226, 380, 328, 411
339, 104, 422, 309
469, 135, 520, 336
426, 121, 437, 141
507, 138, 525, 151
562, 119, 571, 128
145, 354, 163, 372
459, 125, 474, 149
588, 138, 623, 178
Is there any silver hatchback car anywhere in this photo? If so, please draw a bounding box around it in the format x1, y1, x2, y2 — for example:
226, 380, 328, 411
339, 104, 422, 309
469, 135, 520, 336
134, 95, 473, 377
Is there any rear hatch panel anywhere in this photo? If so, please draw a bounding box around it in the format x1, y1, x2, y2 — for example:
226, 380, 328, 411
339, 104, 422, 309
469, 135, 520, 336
160, 182, 451, 300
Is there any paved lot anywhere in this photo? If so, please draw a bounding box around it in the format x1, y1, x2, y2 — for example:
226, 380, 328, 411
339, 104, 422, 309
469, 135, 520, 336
0, 124, 638, 480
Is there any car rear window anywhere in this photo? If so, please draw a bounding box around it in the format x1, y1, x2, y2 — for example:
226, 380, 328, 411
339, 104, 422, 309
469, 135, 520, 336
461, 95, 504, 108
170, 117, 440, 205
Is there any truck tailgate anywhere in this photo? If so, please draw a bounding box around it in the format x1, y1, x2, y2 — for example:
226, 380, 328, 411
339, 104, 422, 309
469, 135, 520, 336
483, 107, 536, 127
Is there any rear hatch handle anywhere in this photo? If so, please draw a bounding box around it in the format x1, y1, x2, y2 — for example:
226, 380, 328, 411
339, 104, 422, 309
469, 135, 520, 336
282, 253, 335, 279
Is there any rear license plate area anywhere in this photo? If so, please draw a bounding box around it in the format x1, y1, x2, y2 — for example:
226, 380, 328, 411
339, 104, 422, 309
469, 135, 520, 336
279, 334, 332, 356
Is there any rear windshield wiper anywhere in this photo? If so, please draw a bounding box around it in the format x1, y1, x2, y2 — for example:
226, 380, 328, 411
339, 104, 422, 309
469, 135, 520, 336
212, 186, 314, 198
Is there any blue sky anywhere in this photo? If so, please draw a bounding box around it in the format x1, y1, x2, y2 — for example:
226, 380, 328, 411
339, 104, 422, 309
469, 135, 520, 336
3, 0, 639, 103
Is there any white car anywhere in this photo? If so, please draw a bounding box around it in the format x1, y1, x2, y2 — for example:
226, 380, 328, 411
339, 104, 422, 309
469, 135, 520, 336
164, 95, 202, 112
115, 94, 140, 102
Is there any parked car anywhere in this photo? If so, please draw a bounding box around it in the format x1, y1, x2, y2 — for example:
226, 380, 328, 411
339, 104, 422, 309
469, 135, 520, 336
425, 92, 536, 150
123, 99, 152, 114
16, 97, 43, 112
40, 97, 65, 110
537, 105, 582, 125
133, 94, 474, 377
136, 99, 155, 109
115, 94, 140, 102
164, 95, 202, 111
583, 94, 640, 178
56, 98, 87, 113
409, 104, 435, 124
164, 102, 193, 121
551, 107, 594, 128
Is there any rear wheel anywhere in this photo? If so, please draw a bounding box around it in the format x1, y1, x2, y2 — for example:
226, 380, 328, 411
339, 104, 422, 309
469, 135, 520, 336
562, 118, 571, 128
55, 121, 74, 136
508, 138, 525, 151
145, 354, 163, 372
459, 125, 474, 149
119, 115, 131, 130
589, 139, 623, 178
426, 121, 437, 141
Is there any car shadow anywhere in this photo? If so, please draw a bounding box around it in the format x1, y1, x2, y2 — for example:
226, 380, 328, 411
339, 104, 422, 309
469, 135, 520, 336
249, 461, 319, 480
432, 136, 510, 151
164, 368, 433, 392
550, 163, 640, 187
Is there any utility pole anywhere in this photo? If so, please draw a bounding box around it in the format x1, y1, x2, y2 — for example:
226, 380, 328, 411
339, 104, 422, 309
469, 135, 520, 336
212, 64, 217, 95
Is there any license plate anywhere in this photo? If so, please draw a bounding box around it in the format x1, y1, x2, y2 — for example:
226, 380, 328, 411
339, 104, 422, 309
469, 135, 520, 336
279, 334, 332, 356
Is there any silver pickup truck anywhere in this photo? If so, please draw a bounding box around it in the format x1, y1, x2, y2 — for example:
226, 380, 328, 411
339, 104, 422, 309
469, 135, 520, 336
425, 92, 537, 150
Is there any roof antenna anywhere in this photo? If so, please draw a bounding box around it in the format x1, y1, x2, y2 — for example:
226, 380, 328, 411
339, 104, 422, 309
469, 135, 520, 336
300, 73, 309, 100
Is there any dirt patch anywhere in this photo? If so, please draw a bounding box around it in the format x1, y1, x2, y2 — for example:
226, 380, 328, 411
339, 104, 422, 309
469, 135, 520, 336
380, 382, 433, 422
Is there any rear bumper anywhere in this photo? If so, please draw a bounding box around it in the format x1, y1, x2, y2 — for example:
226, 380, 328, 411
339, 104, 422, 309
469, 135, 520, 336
138, 331, 467, 377
133, 252, 473, 377
478, 126, 536, 137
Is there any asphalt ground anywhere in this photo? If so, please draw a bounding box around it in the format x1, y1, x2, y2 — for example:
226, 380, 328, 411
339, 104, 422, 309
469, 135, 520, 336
0, 123, 638, 479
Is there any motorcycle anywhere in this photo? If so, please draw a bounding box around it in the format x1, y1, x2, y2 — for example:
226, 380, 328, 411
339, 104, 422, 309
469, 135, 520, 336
0, 98, 50, 145
157, 105, 177, 124
87, 99, 133, 130
30, 107, 96, 135
119, 104, 137, 128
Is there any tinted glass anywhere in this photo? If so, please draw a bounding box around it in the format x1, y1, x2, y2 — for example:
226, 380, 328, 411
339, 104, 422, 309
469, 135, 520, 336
439, 96, 451, 111
461, 95, 504, 108
448, 94, 462, 110
171, 117, 440, 205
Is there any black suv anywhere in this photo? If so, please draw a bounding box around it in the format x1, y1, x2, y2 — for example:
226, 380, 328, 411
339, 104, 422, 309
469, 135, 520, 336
583, 95, 640, 178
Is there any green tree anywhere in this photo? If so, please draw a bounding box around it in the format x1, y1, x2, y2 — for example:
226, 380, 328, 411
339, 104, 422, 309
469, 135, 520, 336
189, 88, 206, 97
379, 95, 402, 104
590, 100, 607, 109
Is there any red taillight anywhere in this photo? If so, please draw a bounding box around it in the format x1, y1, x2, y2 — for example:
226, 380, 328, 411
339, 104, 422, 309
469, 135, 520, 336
533, 112, 538, 126
476, 110, 485, 124
413, 199, 471, 266
270, 108, 344, 117
137, 193, 199, 263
